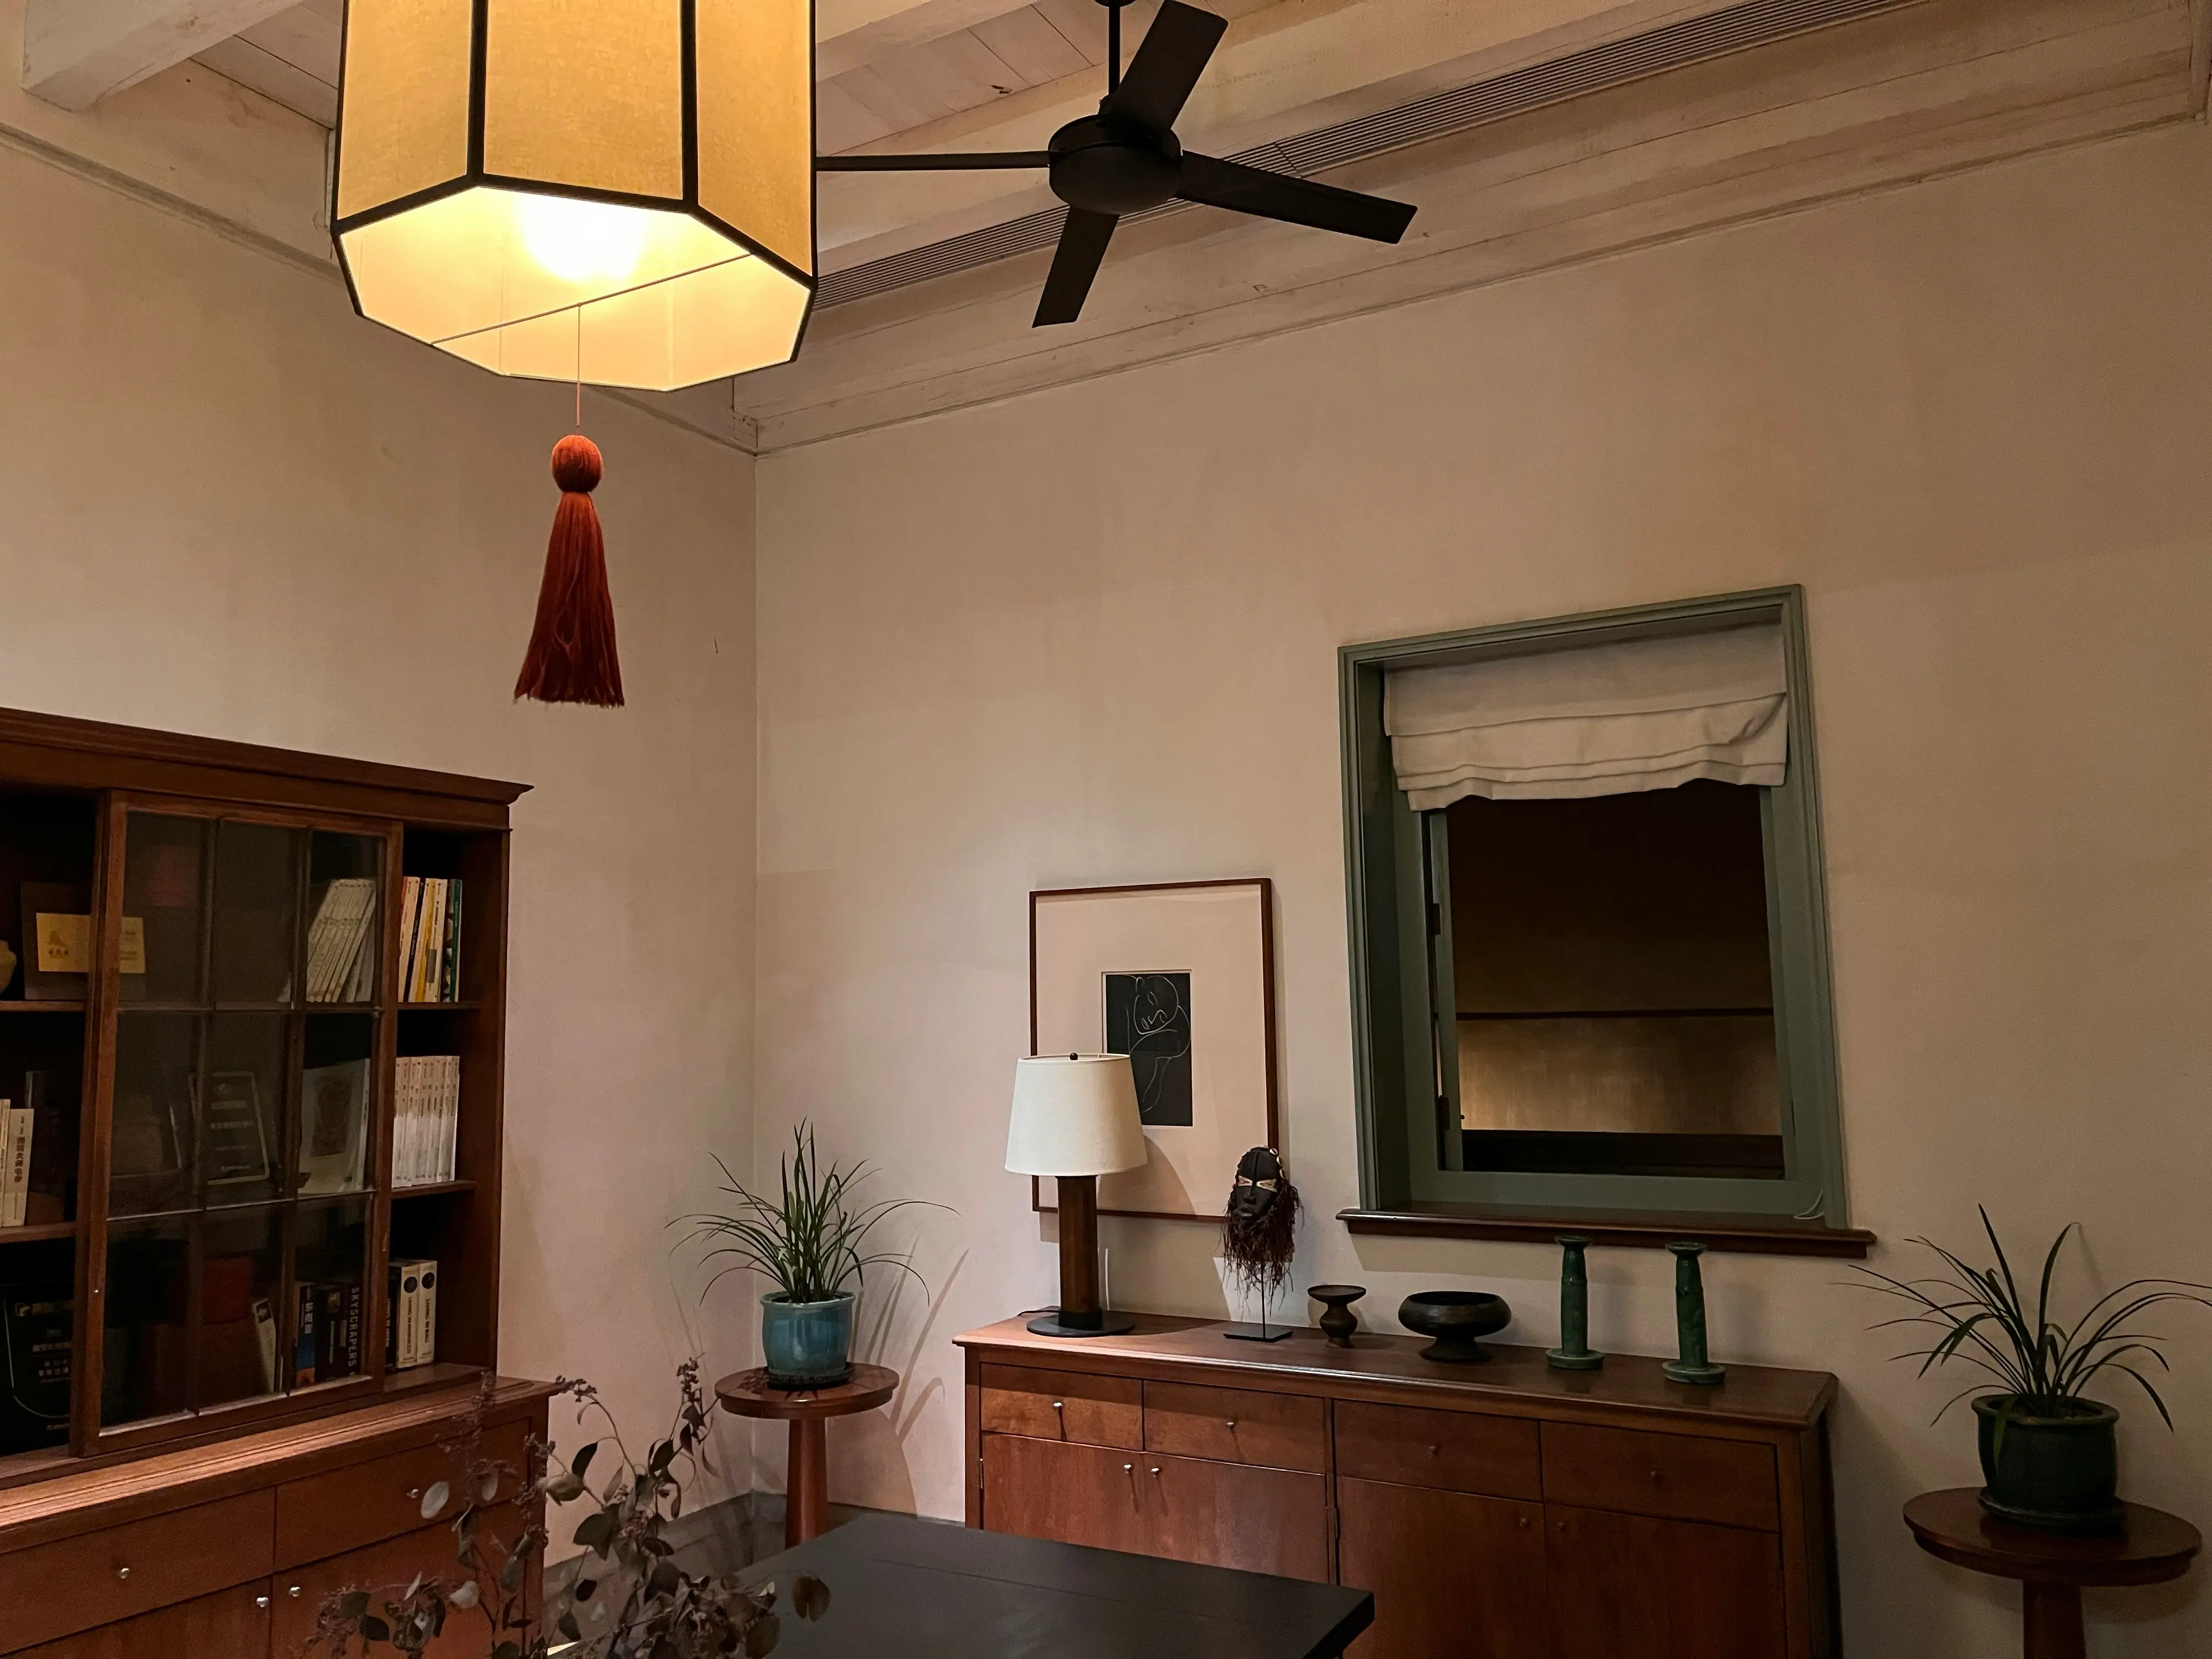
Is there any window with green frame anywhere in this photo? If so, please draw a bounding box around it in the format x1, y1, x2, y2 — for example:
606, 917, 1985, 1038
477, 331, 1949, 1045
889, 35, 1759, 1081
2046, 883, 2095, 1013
1339, 588, 1852, 1235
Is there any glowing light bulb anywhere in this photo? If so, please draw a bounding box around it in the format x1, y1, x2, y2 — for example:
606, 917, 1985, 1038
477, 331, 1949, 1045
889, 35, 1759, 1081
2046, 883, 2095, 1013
516, 194, 650, 286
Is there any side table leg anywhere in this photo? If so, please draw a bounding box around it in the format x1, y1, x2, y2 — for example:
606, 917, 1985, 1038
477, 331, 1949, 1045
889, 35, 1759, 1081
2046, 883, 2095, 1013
2021, 1582, 2084, 1659
786, 1419, 829, 1548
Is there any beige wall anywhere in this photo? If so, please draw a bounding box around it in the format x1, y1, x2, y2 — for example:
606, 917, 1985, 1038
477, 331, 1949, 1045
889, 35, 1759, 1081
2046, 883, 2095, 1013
0, 142, 759, 1515
755, 120, 2212, 1654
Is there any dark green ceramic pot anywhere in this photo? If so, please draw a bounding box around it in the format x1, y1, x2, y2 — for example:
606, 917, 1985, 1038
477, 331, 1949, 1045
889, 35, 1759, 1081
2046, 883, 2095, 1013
761, 1292, 855, 1390
1973, 1394, 2121, 1532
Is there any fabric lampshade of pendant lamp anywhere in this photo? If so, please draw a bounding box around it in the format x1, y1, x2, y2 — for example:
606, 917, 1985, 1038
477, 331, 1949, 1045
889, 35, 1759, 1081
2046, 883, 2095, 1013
330, 0, 816, 393
1007, 1054, 1147, 1339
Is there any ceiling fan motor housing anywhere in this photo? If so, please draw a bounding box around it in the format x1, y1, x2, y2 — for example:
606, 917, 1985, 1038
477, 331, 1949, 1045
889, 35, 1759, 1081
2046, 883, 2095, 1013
1048, 113, 1183, 215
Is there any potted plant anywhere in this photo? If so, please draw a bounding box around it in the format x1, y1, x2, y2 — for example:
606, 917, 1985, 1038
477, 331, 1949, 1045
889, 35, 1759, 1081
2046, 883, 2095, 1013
684, 1122, 935, 1390
1856, 1208, 2212, 1531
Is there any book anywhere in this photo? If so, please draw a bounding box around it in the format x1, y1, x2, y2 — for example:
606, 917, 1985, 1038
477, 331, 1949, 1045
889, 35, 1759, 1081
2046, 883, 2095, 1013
441, 881, 463, 1001
298, 1058, 370, 1194
393, 1056, 460, 1187
294, 1283, 319, 1387
388, 1260, 423, 1369
0, 1105, 27, 1228
2, 1280, 73, 1446
22, 1070, 76, 1225
414, 1261, 438, 1367
305, 878, 377, 1003
253, 1297, 278, 1395
397, 877, 423, 1001
203, 1072, 271, 1189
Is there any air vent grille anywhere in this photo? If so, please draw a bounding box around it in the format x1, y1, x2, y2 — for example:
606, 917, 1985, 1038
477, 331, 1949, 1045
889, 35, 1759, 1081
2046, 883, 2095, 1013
818, 0, 1919, 309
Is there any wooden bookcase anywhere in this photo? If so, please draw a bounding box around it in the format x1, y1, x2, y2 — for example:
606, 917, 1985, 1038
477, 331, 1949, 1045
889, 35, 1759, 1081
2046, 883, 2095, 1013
0, 707, 525, 1489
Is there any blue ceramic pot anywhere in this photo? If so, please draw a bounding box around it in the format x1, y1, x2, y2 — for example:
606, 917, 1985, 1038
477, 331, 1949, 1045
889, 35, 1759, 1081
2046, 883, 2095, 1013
761, 1292, 856, 1390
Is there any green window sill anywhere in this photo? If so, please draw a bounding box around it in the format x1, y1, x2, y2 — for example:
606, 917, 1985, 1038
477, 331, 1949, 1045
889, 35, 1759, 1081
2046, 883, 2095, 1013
1338, 1204, 1875, 1259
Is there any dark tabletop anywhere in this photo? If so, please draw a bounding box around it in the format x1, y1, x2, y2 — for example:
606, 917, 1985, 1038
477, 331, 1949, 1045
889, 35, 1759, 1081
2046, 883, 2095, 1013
742, 1513, 1374, 1659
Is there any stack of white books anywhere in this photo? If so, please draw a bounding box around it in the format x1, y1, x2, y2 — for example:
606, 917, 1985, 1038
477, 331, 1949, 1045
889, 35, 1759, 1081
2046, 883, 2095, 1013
393, 1055, 460, 1187
305, 878, 379, 1003
0, 1101, 32, 1227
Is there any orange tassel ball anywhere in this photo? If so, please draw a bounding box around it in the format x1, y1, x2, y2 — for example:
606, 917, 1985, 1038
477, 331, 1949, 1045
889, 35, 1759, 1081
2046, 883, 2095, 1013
514, 434, 624, 707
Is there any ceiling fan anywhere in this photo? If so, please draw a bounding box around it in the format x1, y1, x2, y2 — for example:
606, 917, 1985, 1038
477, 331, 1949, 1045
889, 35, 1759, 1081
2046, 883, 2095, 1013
817, 0, 1418, 326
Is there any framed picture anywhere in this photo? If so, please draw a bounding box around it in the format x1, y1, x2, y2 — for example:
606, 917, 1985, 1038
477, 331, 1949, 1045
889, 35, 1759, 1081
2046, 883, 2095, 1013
1029, 878, 1277, 1221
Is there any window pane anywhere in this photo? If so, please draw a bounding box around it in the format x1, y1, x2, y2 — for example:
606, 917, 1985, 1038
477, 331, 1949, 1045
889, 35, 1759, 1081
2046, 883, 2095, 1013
122, 815, 208, 1005
101, 1217, 191, 1425
307, 833, 384, 1006
111, 1012, 198, 1217
212, 822, 303, 1006
1446, 782, 1782, 1177
198, 1209, 285, 1409
204, 1013, 287, 1209
300, 1015, 375, 1196
294, 1197, 370, 1385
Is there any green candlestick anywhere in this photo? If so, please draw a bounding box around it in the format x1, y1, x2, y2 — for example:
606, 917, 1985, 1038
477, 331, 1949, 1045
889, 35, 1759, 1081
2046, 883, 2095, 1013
1546, 1234, 1604, 1370
1662, 1240, 1726, 1385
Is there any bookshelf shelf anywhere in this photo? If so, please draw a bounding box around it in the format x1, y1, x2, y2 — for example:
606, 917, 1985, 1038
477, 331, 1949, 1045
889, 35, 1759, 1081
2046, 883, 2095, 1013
0, 1221, 76, 1245
0, 703, 522, 1479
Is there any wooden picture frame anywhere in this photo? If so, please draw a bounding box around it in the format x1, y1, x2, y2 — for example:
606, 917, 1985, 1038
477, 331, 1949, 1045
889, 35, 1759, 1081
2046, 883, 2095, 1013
1029, 879, 1278, 1222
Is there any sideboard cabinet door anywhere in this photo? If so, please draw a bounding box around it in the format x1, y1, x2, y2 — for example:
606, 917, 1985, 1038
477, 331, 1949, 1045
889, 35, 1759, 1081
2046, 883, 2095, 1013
981, 1435, 1149, 1556
1338, 1478, 1548, 1659
1546, 1504, 1786, 1659
1142, 1453, 1329, 1582
13, 1584, 272, 1659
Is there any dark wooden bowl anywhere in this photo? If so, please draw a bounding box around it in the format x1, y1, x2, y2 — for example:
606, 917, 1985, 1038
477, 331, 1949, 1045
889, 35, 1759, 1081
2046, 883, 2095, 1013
1398, 1290, 1511, 1363
1306, 1284, 1367, 1347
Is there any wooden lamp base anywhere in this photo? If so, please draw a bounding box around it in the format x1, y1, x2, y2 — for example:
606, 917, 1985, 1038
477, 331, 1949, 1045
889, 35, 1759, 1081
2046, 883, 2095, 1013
1032, 1174, 1133, 1339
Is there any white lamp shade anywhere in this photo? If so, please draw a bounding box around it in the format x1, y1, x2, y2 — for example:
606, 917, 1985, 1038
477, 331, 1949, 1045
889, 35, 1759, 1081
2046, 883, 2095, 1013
1005, 1055, 1148, 1178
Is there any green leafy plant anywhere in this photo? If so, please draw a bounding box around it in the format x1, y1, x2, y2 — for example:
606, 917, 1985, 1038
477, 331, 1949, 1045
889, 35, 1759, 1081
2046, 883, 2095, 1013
311, 1366, 826, 1658
1854, 1207, 2212, 1423
682, 1121, 940, 1304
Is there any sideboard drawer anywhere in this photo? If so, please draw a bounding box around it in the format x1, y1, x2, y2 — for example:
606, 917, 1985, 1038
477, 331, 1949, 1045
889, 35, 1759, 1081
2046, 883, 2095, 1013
1334, 1401, 1542, 1500
979, 1364, 1142, 1449
1541, 1423, 1780, 1531
275, 1419, 530, 1569
0, 1489, 275, 1655
1143, 1381, 1325, 1473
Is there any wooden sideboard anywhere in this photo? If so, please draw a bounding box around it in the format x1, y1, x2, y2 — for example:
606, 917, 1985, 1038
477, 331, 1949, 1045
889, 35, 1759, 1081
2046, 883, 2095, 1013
957, 1314, 1839, 1659
0, 1376, 549, 1658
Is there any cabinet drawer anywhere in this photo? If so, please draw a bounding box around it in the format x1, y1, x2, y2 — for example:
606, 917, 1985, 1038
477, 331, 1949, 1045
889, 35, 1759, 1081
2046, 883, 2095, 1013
12, 1583, 274, 1659
1143, 1381, 1325, 1472
979, 1364, 1141, 1449
1334, 1402, 1541, 1500
0, 1489, 275, 1655
275, 1419, 530, 1569
1541, 1423, 1780, 1531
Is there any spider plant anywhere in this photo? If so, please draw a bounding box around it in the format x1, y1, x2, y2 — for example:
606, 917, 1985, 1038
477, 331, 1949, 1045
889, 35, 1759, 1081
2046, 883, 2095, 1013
1854, 1206, 2212, 1425
681, 1122, 939, 1304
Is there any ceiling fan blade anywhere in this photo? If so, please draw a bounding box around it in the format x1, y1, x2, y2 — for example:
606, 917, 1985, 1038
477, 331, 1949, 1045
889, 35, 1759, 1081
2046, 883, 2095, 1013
1177, 153, 1415, 243
1103, 2, 1227, 133
1034, 208, 1119, 326
816, 151, 1052, 171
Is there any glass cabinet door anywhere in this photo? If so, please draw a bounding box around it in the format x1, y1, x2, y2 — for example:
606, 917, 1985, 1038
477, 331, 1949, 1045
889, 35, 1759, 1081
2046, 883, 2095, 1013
98, 812, 386, 1432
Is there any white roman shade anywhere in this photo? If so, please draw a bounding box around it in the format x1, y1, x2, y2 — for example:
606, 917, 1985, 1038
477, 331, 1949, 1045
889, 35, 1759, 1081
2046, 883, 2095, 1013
1384, 622, 1788, 808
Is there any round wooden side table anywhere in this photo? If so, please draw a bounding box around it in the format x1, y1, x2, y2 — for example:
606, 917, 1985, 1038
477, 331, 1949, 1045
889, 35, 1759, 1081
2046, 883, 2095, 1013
1904, 1488, 2200, 1659
715, 1364, 899, 1549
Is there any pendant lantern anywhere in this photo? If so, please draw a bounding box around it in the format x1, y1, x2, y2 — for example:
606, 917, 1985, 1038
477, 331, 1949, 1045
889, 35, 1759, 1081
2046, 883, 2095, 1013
331, 0, 816, 391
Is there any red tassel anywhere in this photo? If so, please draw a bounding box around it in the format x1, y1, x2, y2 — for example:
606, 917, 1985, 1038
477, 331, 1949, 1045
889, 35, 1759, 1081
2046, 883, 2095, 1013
514, 435, 624, 707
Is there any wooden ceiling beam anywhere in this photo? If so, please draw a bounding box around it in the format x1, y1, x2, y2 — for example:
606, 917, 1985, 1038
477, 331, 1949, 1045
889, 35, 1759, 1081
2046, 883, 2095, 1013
22, 0, 298, 110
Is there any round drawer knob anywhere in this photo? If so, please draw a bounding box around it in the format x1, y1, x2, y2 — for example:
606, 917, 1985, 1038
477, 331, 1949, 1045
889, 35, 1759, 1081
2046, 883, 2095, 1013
1225, 1420, 1236, 1430
407, 1487, 422, 1500
256, 1596, 271, 1611
116, 1566, 131, 1582
1051, 1402, 1064, 1411
289, 1586, 303, 1599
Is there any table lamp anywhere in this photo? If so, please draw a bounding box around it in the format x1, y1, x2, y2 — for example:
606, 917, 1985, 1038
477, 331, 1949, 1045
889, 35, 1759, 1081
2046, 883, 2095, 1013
1007, 1054, 1147, 1337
